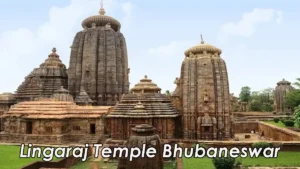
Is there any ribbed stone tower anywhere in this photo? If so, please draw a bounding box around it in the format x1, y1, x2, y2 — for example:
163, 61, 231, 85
68, 2, 130, 106
176, 36, 233, 140
16, 48, 68, 102
274, 79, 294, 114
117, 124, 163, 169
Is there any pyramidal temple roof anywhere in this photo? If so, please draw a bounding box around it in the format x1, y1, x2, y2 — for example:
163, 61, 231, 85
131, 75, 161, 93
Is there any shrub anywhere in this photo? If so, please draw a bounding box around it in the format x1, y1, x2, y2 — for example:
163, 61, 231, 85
212, 156, 235, 169
252, 142, 272, 156
273, 118, 279, 123
284, 120, 295, 127
280, 119, 285, 123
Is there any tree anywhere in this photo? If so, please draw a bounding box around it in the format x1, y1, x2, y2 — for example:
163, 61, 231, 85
165, 90, 172, 96
293, 78, 300, 89
294, 106, 300, 127
285, 90, 300, 110
239, 86, 251, 102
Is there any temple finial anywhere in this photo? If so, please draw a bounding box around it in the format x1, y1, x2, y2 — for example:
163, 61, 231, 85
99, 0, 106, 15
52, 47, 57, 53
144, 75, 148, 79
200, 34, 204, 44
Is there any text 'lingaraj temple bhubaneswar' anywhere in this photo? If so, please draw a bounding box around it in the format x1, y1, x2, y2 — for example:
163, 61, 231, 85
1, 2, 298, 168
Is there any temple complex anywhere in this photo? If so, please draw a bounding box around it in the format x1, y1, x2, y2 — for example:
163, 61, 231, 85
107, 75, 181, 140
173, 36, 233, 140
274, 79, 295, 114
68, 2, 130, 105
0, 87, 111, 144
15, 48, 68, 102
117, 124, 163, 169
0, 93, 16, 131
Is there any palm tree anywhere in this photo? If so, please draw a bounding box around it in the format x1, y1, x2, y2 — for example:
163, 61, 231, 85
293, 78, 300, 89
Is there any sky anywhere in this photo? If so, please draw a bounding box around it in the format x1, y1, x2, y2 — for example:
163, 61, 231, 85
0, 0, 299, 96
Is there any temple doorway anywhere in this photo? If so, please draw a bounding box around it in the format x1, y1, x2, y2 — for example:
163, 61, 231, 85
90, 124, 96, 134
26, 121, 32, 134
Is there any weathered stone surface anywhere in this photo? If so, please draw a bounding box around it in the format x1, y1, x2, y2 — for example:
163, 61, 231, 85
0, 93, 16, 131
274, 79, 294, 114
173, 37, 233, 140
15, 48, 68, 102
68, 6, 129, 106
107, 76, 181, 140
74, 88, 94, 106
117, 124, 163, 169
0, 95, 110, 144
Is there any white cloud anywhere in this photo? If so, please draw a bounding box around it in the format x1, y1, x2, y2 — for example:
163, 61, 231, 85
0, 0, 133, 93
148, 41, 194, 57
217, 8, 283, 44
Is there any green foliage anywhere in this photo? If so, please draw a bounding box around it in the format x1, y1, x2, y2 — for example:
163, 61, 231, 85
294, 106, 300, 127
293, 78, 300, 89
285, 89, 300, 111
249, 100, 262, 111
284, 120, 295, 127
212, 156, 235, 169
239, 86, 251, 102
248, 88, 274, 112
252, 142, 272, 149
273, 118, 279, 123
252, 142, 272, 156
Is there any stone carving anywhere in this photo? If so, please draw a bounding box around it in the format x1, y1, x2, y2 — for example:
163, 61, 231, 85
68, 4, 129, 105
176, 37, 233, 140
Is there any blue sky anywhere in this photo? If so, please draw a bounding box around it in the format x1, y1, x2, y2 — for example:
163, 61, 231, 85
0, 0, 299, 96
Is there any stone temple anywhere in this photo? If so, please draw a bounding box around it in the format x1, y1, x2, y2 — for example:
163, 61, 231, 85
107, 75, 181, 140
68, 3, 130, 106
15, 48, 68, 102
274, 79, 295, 114
173, 36, 233, 140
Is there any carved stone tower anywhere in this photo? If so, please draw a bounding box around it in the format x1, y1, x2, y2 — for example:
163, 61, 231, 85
274, 79, 294, 114
16, 48, 68, 102
68, 2, 130, 105
176, 36, 233, 140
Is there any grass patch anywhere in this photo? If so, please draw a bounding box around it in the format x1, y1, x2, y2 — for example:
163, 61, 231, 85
183, 151, 300, 169
0, 145, 58, 169
265, 121, 286, 128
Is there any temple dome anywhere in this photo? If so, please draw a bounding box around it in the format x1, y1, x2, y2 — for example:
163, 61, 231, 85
81, 5, 121, 31
131, 75, 161, 93
277, 78, 291, 85
184, 37, 222, 57
52, 86, 74, 102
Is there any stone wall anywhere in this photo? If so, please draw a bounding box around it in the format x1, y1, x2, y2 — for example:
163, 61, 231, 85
234, 121, 300, 141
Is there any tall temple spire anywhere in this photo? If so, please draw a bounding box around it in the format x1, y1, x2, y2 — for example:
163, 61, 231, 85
99, 0, 106, 15
200, 34, 204, 44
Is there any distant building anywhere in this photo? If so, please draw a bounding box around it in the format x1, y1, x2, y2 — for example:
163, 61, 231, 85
274, 79, 294, 114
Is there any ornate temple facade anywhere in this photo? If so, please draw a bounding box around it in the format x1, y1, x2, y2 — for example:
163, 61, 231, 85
0, 93, 16, 132
173, 37, 233, 140
274, 79, 294, 114
107, 76, 181, 140
68, 4, 130, 106
15, 48, 68, 102
0, 87, 110, 144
